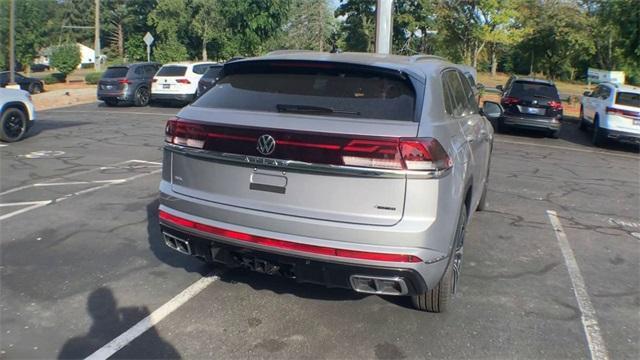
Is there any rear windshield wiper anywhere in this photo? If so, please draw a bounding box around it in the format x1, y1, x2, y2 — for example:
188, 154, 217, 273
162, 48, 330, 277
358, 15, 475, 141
276, 104, 361, 116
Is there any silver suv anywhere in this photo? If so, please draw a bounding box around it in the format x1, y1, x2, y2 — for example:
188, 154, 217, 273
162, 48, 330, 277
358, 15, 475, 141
158, 52, 497, 312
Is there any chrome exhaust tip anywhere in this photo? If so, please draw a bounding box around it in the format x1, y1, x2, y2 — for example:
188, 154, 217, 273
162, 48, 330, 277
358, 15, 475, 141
163, 232, 192, 255
349, 275, 408, 296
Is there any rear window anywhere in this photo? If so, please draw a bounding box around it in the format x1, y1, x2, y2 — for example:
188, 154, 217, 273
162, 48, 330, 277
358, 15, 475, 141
102, 67, 129, 78
157, 66, 187, 77
202, 66, 223, 79
194, 62, 417, 121
615, 92, 640, 107
509, 81, 560, 100
193, 64, 215, 75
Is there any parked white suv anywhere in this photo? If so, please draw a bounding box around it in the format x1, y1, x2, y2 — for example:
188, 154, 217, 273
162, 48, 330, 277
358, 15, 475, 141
151, 62, 217, 104
580, 82, 640, 146
0, 88, 36, 142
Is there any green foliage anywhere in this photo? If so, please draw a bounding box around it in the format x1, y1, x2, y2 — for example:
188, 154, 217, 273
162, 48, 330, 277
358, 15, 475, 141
50, 43, 81, 78
84, 72, 103, 84
335, 0, 376, 52
281, 0, 335, 51
192, 0, 225, 60
125, 36, 147, 62
153, 35, 189, 63
43, 73, 66, 84
61, 0, 94, 44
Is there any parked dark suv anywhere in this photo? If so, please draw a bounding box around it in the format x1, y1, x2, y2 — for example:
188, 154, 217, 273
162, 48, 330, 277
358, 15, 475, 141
0, 71, 44, 94
97, 62, 160, 106
496, 76, 563, 138
196, 64, 223, 99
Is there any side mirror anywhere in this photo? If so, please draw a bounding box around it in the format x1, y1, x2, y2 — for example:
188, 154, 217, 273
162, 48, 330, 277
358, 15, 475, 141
583, 91, 591, 97
481, 101, 503, 121
496, 85, 504, 92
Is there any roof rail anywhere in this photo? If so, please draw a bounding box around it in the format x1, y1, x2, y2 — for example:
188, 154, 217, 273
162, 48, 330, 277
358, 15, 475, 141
410, 55, 448, 63
266, 50, 317, 56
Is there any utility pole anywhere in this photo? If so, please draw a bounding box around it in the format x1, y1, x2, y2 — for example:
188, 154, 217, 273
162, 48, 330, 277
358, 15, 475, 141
8, 0, 16, 85
94, 0, 101, 71
375, 0, 393, 54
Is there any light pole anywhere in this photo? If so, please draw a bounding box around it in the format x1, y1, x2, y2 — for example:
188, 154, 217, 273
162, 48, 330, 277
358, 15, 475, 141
94, 0, 101, 71
375, 0, 393, 54
8, 0, 16, 85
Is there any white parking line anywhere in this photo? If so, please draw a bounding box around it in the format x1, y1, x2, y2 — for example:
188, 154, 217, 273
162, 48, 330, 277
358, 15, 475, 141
85, 274, 219, 360
546, 210, 609, 360
0, 201, 52, 221
496, 139, 639, 160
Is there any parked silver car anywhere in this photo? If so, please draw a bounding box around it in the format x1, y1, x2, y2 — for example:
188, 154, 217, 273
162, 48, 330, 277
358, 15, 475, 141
158, 52, 497, 312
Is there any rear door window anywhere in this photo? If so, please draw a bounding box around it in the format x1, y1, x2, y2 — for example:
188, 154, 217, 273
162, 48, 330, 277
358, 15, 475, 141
193, 64, 215, 75
442, 70, 467, 117
195, 62, 417, 121
102, 67, 129, 78
616, 92, 640, 107
457, 71, 478, 113
509, 81, 560, 100
202, 66, 222, 80
157, 66, 187, 77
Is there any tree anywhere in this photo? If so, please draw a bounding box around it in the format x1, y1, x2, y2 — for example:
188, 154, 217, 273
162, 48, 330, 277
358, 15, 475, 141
281, 0, 335, 51
124, 35, 146, 62
60, 0, 94, 44
335, 0, 376, 52
192, 0, 224, 60
103, 0, 133, 59
50, 43, 81, 81
393, 0, 436, 55
148, 0, 191, 60
153, 35, 189, 63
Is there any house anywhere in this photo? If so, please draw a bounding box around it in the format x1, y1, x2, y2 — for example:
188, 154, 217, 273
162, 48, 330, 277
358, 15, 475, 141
34, 43, 107, 69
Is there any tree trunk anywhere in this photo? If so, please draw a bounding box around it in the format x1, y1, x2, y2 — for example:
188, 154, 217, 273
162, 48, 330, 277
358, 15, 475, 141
118, 23, 124, 58
202, 38, 208, 61
490, 45, 497, 77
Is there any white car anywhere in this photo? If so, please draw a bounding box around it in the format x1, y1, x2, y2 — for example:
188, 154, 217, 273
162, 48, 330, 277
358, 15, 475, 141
151, 62, 217, 104
0, 88, 36, 142
580, 82, 640, 146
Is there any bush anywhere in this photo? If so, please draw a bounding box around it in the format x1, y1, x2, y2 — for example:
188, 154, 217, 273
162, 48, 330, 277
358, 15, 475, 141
84, 72, 103, 84
42, 73, 66, 84
50, 43, 81, 79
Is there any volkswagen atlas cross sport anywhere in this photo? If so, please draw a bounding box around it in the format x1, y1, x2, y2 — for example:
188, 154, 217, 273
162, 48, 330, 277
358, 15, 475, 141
158, 51, 496, 312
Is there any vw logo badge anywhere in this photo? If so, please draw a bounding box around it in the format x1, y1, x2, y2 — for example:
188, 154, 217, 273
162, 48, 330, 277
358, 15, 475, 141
257, 134, 276, 155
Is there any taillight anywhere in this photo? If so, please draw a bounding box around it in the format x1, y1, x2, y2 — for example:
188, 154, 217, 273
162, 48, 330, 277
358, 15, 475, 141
607, 107, 639, 118
176, 79, 191, 84
118, 78, 131, 85
501, 96, 520, 105
165, 118, 453, 172
548, 100, 563, 111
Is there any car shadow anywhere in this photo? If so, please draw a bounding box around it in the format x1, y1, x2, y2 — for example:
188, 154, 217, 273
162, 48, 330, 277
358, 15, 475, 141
559, 116, 640, 153
58, 287, 181, 359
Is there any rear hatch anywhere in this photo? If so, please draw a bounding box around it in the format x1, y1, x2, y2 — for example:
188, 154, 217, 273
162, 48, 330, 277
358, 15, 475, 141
609, 91, 640, 132
98, 67, 129, 93
166, 60, 429, 226
502, 81, 562, 117
152, 65, 189, 94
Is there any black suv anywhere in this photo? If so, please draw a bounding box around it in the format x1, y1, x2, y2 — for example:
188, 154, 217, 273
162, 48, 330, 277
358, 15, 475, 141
97, 62, 160, 106
195, 64, 223, 99
0, 72, 44, 94
496, 76, 563, 138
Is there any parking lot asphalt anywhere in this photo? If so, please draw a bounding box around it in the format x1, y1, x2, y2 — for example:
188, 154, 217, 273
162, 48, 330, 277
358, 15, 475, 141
0, 102, 638, 359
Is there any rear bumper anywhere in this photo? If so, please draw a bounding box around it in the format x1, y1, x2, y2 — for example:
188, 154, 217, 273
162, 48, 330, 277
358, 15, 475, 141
604, 129, 640, 143
160, 225, 429, 295
98, 91, 133, 102
502, 114, 561, 131
151, 93, 195, 102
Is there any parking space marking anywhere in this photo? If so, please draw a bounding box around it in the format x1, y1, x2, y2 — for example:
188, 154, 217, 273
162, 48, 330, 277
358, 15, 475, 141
496, 139, 638, 160
0, 201, 52, 221
46, 110, 177, 117
85, 274, 219, 360
0, 160, 161, 221
547, 210, 609, 360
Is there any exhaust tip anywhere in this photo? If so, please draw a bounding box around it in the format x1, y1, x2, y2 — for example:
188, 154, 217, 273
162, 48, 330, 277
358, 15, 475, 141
163, 232, 192, 255
349, 275, 408, 296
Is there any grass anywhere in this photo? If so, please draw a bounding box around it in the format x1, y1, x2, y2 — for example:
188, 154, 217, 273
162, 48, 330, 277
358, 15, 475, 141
477, 72, 593, 98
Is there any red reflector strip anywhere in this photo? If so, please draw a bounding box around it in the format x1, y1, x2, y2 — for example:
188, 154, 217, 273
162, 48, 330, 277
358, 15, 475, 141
159, 210, 422, 263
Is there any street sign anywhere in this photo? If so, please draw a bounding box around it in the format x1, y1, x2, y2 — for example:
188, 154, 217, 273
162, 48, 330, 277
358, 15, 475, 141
144, 32, 154, 62
143, 32, 154, 46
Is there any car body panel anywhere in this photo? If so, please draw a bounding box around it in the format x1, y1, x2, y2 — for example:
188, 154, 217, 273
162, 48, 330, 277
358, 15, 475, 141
581, 83, 640, 140
0, 72, 44, 94
97, 62, 160, 104
151, 62, 217, 102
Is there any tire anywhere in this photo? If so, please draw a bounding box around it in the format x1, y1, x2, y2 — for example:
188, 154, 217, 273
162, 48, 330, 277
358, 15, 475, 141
29, 82, 42, 94
133, 87, 150, 107
104, 99, 118, 106
548, 129, 560, 139
592, 117, 607, 147
0, 107, 28, 142
579, 107, 587, 131
412, 204, 467, 312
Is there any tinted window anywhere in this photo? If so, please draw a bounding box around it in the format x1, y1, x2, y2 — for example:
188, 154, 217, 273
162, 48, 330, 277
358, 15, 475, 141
615, 92, 640, 107
157, 66, 187, 77
509, 81, 560, 100
202, 66, 223, 80
134, 67, 144, 75
599, 86, 611, 99
144, 65, 157, 76
193, 64, 216, 75
443, 70, 467, 117
458, 71, 478, 113
195, 64, 416, 121
103, 67, 129, 78
0, 73, 7, 82
442, 76, 454, 115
